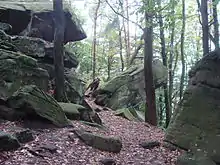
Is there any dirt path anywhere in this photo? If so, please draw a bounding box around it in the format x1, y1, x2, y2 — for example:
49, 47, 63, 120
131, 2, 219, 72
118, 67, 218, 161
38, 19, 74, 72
1, 111, 182, 165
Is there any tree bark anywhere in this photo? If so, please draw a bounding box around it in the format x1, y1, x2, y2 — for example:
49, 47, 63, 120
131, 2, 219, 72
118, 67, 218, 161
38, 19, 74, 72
158, 0, 171, 128
200, 0, 209, 55
92, 0, 101, 80
158, 94, 164, 126
212, 0, 219, 49
168, 0, 175, 113
125, 0, 131, 65
119, 27, 124, 71
144, 8, 157, 126
119, 0, 129, 68
53, 0, 65, 101
129, 34, 144, 65
179, 0, 186, 100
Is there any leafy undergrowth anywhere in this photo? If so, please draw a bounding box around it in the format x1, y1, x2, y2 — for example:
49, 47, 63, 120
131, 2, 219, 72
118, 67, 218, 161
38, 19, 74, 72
0, 111, 182, 165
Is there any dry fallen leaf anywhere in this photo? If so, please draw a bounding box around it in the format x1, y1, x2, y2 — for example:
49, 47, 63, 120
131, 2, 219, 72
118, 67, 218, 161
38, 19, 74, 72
1, 111, 182, 165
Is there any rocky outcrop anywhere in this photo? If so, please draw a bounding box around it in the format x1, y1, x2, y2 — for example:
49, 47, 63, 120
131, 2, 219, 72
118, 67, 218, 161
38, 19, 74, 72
165, 49, 220, 163
95, 59, 167, 110
0, 1, 86, 43
0, 30, 79, 69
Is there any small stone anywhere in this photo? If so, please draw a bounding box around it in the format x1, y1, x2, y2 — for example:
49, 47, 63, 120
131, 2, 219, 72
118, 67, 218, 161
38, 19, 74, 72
40, 144, 57, 154
15, 129, 34, 143
99, 157, 116, 165
140, 141, 160, 149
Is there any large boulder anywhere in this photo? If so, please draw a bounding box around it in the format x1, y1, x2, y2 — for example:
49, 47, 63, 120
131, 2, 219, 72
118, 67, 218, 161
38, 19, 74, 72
65, 70, 85, 104
7, 85, 71, 127
0, 1, 86, 43
165, 49, 220, 163
0, 48, 49, 100
95, 59, 167, 110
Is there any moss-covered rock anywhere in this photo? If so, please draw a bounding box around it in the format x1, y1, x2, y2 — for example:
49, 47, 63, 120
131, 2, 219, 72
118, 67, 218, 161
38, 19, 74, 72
115, 108, 140, 121
0, 48, 49, 96
7, 85, 71, 127
58, 102, 83, 120
58, 102, 102, 124
177, 152, 216, 165
64, 70, 85, 104
0, 30, 79, 68
165, 49, 220, 163
0, 131, 20, 151
14, 129, 34, 143
11, 35, 46, 58
73, 129, 122, 153
95, 60, 167, 110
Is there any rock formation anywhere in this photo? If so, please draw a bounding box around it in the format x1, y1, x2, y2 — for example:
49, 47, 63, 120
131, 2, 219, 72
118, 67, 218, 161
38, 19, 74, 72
165, 49, 220, 164
94, 60, 167, 110
0, 1, 103, 130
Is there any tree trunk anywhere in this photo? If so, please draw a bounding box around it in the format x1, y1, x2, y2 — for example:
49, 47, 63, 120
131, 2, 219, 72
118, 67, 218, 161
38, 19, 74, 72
144, 8, 157, 126
107, 56, 111, 80
119, 27, 124, 71
212, 0, 219, 49
179, 0, 186, 100
125, 0, 131, 65
129, 34, 144, 65
158, 0, 171, 128
92, 0, 101, 80
53, 0, 65, 101
158, 94, 164, 126
168, 0, 175, 114
200, 0, 209, 55
119, 0, 129, 68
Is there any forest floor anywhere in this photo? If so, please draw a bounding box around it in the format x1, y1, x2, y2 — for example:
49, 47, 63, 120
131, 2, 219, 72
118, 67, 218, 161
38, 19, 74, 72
0, 111, 182, 165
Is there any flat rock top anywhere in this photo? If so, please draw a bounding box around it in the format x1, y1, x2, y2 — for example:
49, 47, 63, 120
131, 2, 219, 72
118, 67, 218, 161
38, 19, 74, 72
0, 111, 182, 165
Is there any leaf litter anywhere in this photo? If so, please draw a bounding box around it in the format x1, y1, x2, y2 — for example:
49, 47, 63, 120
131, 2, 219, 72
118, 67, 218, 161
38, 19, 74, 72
0, 111, 182, 165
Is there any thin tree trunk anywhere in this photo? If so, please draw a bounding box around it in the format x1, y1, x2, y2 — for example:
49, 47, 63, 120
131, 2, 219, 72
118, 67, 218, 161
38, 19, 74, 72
168, 0, 175, 113
179, 0, 186, 100
212, 0, 219, 49
134, 13, 138, 51
144, 8, 157, 126
129, 34, 144, 65
119, 0, 129, 68
125, 0, 131, 65
119, 27, 124, 71
107, 57, 111, 80
53, 0, 65, 101
200, 0, 209, 55
92, 0, 101, 80
158, 0, 171, 128
158, 94, 163, 126
122, 19, 128, 66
